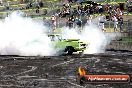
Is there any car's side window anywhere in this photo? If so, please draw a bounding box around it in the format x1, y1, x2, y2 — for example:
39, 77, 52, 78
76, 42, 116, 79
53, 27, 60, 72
48, 35, 62, 41
54, 36, 58, 41
54, 36, 62, 41
49, 36, 54, 41
58, 36, 62, 41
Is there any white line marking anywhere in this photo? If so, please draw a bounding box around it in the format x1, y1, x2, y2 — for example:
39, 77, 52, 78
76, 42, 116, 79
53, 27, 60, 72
67, 81, 84, 88
3, 66, 37, 77
14, 66, 37, 76
52, 59, 75, 67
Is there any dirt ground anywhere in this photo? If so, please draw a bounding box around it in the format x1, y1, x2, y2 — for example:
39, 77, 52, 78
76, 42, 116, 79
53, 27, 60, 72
0, 51, 132, 88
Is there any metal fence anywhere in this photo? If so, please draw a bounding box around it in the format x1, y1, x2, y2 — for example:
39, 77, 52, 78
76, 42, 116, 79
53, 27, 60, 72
56, 18, 132, 32
104, 21, 129, 32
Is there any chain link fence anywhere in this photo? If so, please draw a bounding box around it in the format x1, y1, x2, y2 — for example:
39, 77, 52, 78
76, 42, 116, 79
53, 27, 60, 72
56, 18, 132, 32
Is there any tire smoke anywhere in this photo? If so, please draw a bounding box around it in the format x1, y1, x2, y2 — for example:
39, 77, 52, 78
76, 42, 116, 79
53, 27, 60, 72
61, 23, 121, 54
0, 12, 55, 56
0, 12, 121, 55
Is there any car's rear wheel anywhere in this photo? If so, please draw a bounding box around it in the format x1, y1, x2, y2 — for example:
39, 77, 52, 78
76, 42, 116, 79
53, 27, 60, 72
65, 46, 74, 55
77, 76, 86, 85
79, 50, 84, 55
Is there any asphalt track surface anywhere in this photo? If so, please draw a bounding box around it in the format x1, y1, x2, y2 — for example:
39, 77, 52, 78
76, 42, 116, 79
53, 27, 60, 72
0, 51, 132, 88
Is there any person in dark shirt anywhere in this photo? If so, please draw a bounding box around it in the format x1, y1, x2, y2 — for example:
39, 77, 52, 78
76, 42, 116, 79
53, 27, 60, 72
67, 17, 74, 28
74, 16, 81, 27
118, 16, 123, 32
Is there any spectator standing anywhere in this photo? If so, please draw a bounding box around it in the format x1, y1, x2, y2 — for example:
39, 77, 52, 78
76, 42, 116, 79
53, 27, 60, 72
67, 17, 74, 28
86, 15, 92, 25
74, 16, 82, 27
112, 15, 118, 32
51, 15, 57, 31
98, 14, 106, 32
118, 16, 123, 32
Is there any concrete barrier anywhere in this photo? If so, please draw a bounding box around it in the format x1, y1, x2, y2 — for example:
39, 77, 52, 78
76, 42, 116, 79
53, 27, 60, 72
107, 42, 132, 51
107, 32, 132, 51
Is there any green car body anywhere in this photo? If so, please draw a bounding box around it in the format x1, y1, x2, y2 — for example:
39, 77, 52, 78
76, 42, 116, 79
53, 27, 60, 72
48, 34, 88, 55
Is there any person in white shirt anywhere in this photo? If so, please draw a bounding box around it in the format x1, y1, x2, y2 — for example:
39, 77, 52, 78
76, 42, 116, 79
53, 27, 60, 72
112, 15, 118, 32
98, 14, 106, 32
87, 15, 92, 25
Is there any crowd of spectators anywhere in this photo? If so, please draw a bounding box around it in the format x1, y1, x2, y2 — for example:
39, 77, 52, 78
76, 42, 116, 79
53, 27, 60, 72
0, 0, 131, 32
53, 0, 125, 32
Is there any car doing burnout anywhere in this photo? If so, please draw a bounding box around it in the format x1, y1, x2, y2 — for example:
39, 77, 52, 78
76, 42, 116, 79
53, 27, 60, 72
48, 34, 88, 55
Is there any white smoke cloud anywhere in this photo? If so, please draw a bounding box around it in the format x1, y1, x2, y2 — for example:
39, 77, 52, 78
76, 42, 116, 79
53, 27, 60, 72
61, 21, 121, 54
61, 27, 81, 39
0, 12, 55, 56
0, 12, 121, 56
82, 25, 107, 54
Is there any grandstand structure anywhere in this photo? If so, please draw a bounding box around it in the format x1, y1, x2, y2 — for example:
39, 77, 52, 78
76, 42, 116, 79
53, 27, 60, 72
0, 0, 58, 17
0, 0, 129, 18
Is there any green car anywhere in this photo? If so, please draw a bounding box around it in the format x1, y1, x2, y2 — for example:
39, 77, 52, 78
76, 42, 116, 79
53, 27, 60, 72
48, 34, 88, 55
